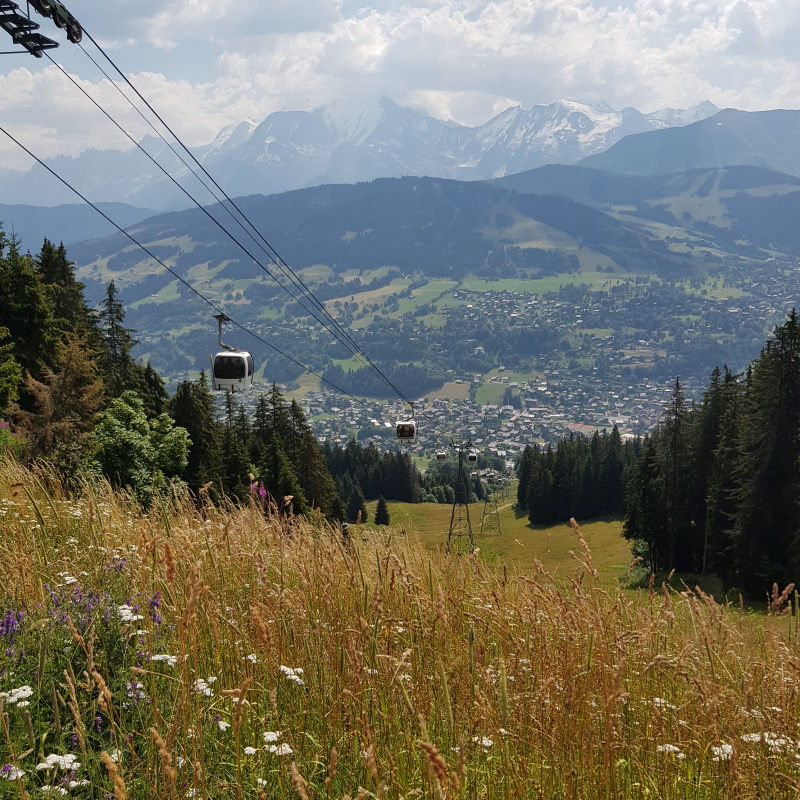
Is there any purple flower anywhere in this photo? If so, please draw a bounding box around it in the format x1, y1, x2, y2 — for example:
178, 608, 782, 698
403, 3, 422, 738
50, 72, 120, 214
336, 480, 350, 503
148, 592, 162, 626
259, 487, 267, 499
96, 716, 103, 734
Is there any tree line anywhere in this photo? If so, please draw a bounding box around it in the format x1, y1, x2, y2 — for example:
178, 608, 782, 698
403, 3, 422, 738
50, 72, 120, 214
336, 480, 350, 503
623, 311, 800, 594
514, 310, 800, 596
515, 427, 639, 525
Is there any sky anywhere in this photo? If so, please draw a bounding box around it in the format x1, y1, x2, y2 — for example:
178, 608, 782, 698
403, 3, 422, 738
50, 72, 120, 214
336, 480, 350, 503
1, 0, 799, 169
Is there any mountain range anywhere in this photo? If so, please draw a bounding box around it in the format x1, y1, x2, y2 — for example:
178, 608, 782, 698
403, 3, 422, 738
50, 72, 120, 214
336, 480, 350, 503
578, 109, 800, 176
0, 96, 718, 212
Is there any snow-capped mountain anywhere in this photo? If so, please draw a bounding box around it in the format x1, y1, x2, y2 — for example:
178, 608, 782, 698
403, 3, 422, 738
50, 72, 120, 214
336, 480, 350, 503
0, 97, 718, 211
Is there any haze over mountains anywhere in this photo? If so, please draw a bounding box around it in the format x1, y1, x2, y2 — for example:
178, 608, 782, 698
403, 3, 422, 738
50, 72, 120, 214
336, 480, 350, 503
0, 96, 718, 212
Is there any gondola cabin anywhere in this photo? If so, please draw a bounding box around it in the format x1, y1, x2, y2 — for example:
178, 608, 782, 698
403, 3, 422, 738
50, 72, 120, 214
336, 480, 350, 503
211, 313, 254, 392
212, 351, 254, 393
396, 419, 417, 444
435, 451, 447, 461
467, 450, 478, 463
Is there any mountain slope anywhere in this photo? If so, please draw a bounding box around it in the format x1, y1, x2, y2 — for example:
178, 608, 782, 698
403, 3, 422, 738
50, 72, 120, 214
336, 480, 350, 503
577, 109, 800, 176
0, 202, 157, 247
0, 97, 718, 211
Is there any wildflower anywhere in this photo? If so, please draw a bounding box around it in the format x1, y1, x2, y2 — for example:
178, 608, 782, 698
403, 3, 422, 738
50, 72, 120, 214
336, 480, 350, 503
192, 678, 213, 697
279, 666, 306, 687
108, 750, 122, 764
40, 786, 68, 795
1, 765, 25, 780
657, 744, 681, 753
218, 720, 231, 732
472, 736, 493, 748
263, 731, 281, 743
37, 754, 81, 771
711, 744, 733, 761
0, 685, 33, 705
651, 697, 676, 710
256, 778, 267, 788
245, 654, 258, 664
150, 654, 178, 667
243, 747, 257, 756
267, 743, 293, 756
117, 605, 144, 623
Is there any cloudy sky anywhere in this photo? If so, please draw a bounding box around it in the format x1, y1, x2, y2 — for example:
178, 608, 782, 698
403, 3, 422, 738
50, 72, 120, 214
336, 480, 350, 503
1, 0, 799, 169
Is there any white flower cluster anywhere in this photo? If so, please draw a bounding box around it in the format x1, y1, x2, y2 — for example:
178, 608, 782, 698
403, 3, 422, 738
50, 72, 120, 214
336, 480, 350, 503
261, 731, 291, 755
192, 677, 217, 696
37, 754, 81, 771
218, 720, 231, 731
279, 665, 305, 687
472, 736, 493, 749
741, 732, 796, 752
1, 766, 25, 780
651, 697, 677, 710
150, 654, 178, 667
0, 685, 33, 706
117, 605, 144, 623
711, 744, 733, 761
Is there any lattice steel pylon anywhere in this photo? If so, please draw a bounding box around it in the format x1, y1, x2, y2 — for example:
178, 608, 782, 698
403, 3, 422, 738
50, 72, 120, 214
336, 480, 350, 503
479, 480, 503, 538
447, 439, 475, 554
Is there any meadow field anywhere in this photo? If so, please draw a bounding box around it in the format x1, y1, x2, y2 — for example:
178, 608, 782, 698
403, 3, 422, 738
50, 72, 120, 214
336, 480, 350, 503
0, 459, 798, 799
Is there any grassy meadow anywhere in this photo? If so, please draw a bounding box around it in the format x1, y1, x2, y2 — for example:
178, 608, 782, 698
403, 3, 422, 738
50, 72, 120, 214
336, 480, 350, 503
1, 459, 799, 799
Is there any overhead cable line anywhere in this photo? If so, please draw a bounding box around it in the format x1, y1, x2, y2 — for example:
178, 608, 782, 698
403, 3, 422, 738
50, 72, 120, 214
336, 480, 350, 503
0, 123, 396, 414
42, 52, 403, 400
73, 32, 413, 407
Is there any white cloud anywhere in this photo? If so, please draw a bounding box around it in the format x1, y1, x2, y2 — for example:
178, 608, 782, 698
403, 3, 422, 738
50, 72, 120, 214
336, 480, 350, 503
1, 0, 799, 168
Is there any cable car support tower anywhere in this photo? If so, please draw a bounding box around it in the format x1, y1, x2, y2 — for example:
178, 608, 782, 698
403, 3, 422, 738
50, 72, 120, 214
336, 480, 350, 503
447, 438, 475, 555
479, 474, 503, 538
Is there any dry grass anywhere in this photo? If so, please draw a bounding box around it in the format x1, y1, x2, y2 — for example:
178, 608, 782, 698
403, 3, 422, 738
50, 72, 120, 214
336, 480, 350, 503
0, 458, 798, 799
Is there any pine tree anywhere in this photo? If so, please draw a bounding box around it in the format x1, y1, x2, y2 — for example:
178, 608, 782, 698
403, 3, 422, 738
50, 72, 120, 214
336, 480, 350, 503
0, 233, 55, 385
735, 311, 800, 592
99, 280, 138, 398
220, 425, 251, 502
0, 327, 22, 418
516, 445, 534, 509
169, 372, 222, 498
260, 435, 307, 515
36, 239, 94, 335
623, 437, 668, 572
374, 494, 390, 525
13, 334, 104, 464
347, 483, 368, 524
141, 362, 169, 418
704, 370, 742, 586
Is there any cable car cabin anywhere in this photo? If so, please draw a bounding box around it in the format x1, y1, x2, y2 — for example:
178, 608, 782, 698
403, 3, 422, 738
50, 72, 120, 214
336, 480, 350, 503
396, 420, 417, 444
435, 451, 447, 461
213, 351, 254, 393
467, 450, 478, 463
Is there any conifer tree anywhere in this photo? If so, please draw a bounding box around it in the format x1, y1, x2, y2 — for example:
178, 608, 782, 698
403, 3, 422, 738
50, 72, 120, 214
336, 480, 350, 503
347, 483, 368, 524
13, 334, 104, 464
704, 370, 742, 585
374, 494, 390, 525
0, 327, 22, 418
734, 311, 800, 592
169, 372, 222, 498
260, 435, 307, 514
99, 280, 138, 398
0, 233, 55, 385
516, 445, 534, 510
141, 362, 169, 418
